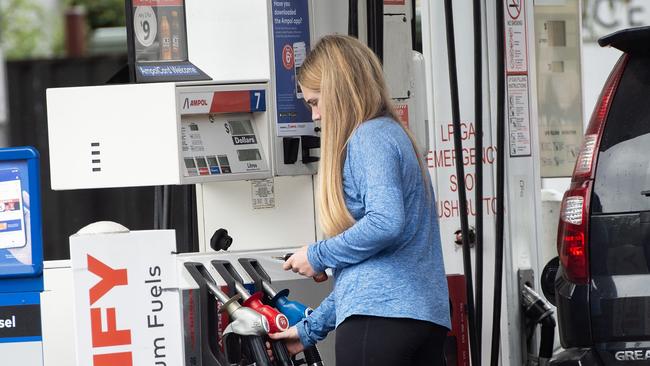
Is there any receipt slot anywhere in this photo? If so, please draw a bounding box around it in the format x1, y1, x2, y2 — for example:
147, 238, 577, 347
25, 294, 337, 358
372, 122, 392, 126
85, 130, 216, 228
0, 147, 44, 366
46, 82, 272, 190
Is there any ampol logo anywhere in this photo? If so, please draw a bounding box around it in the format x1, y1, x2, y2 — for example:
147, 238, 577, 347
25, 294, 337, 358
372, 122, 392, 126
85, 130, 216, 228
182, 98, 209, 109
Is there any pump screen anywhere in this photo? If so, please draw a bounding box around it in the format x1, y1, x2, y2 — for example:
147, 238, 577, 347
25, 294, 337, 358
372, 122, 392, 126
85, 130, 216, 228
218, 155, 230, 166
0, 169, 26, 249
184, 158, 196, 168
196, 157, 208, 168
237, 149, 262, 162
229, 120, 255, 136
207, 156, 219, 166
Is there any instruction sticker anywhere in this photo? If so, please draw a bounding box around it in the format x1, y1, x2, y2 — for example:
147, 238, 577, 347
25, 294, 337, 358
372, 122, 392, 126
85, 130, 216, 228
505, 0, 528, 74
251, 178, 275, 209
507, 75, 532, 157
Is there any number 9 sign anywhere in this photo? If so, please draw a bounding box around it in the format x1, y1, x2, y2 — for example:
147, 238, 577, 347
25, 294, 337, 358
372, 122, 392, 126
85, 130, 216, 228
134, 6, 157, 47
282, 44, 294, 70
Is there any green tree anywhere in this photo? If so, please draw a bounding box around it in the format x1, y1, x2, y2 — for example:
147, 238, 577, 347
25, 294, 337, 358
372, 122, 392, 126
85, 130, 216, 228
69, 0, 125, 29
0, 0, 48, 59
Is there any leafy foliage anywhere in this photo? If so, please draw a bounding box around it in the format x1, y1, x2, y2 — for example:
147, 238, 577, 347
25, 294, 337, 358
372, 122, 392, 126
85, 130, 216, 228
70, 0, 125, 29
0, 0, 48, 59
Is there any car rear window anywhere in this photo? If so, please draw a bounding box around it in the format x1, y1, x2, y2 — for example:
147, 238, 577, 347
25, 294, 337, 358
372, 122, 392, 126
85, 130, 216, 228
592, 54, 650, 214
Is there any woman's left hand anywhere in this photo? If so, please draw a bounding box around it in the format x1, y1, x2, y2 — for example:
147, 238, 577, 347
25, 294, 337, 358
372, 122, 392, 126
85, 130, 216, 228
283, 246, 317, 277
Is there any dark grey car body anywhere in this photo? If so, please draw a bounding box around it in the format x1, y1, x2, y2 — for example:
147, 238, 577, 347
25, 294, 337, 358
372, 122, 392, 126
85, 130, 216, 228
552, 27, 650, 365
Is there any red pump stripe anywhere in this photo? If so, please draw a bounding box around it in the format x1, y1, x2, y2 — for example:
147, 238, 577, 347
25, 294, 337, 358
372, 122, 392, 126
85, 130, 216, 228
210, 91, 251, 113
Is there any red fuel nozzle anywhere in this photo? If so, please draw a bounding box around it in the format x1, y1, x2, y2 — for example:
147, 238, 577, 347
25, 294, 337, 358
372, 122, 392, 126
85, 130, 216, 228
242, 292, 289, 333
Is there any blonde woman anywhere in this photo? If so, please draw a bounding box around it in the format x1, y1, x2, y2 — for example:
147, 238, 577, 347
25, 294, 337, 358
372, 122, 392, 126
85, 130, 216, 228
271, 35, 450, 365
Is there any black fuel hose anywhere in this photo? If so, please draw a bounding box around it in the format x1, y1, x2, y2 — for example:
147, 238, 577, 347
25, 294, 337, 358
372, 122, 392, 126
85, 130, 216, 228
473, 0, 485, 354
304, 346, 324, 366
243, 335, 273, 366
521, 285, 556, 361
271, 339, 293, 366
539, 316, 556, 360
367, 0, 384, 62
443, 0, 480, 365
348, 0, 358, 37
490, 0, 506, 364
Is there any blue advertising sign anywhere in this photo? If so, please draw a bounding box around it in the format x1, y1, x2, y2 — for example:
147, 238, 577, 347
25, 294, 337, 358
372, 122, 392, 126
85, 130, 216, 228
272, 0, 315, 136
0, 147, 43, 293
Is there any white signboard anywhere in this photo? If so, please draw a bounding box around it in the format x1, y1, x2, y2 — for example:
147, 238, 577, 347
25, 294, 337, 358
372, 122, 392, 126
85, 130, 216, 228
70, 229, 183, 366
505, 0, 532, 157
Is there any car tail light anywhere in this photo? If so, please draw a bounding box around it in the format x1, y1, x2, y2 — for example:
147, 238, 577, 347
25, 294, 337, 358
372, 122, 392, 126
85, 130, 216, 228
558, 182, 592, 284
572, 54, 628, 180
558, 54, 628, 284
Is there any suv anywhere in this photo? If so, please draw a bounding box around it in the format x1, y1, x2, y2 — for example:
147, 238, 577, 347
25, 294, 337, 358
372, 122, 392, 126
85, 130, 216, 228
546, 27, 650, 365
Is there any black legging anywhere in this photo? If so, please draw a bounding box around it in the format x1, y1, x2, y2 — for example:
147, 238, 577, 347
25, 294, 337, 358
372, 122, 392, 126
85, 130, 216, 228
335, 315, 447, 366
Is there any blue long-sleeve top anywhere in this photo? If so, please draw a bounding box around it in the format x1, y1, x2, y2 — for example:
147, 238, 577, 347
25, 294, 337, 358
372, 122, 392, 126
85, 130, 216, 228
294, 117, 451, 347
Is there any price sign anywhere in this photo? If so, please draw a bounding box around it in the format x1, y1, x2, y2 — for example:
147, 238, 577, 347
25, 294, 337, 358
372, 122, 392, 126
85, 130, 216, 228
126, 0, 210, 82
134, 6, 157, 47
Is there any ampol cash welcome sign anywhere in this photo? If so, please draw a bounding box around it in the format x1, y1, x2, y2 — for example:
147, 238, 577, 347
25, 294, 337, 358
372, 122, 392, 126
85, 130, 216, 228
70, 229, 182, 366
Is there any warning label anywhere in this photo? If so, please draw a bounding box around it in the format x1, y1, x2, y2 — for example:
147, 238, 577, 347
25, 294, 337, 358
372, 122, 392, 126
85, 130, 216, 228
251, 178, 275, 209
428, 122, 499, 218
505, 0, 528, 74
394, 103, 409, 128
507, 75, 532, 157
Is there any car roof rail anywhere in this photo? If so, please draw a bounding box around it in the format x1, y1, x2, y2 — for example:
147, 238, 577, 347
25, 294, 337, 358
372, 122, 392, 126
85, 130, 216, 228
599, 26, 650, 54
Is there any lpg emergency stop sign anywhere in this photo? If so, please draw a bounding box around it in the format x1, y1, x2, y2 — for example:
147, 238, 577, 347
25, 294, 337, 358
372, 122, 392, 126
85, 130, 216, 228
70, 228, 183, 366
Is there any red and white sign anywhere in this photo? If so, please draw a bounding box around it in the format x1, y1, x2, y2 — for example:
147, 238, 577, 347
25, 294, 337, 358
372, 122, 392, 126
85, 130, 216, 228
394, 103, 409, 128
282, 45, 294, 70
384, 0, 406, 5
70, 229, 183, 366
504, 0, 528, 74
180, 91, 254, 115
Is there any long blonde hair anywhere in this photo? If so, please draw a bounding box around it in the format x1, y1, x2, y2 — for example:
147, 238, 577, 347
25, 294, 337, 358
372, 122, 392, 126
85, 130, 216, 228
298, 35, 426, 238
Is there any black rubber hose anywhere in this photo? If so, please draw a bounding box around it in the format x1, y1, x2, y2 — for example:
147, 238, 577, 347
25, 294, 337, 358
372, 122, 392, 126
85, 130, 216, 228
411, 0, 419, 52
473, 0, 484, 354
244, 336, 273, 366
271, 340, 294, 366
153, 186, 162, 229
539, 316, 556, 360
443, 1, 480, 365
224, 333, 243, 365
348, 0, 358, 37
162, 185, 170, 229
490, 0, 506, 364
303, 346, 324, 365
367, 0, 384, 63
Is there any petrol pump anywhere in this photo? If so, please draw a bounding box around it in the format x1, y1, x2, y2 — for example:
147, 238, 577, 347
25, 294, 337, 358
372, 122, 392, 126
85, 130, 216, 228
422, 0, 584, 364
40, 0, 590, 364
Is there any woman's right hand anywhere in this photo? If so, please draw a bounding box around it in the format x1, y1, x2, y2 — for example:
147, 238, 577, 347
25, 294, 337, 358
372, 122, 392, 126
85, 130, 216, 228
269, 326, 305, 356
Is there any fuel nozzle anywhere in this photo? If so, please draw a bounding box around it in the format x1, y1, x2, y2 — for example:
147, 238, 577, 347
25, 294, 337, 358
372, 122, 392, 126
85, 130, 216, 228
239, 258, 325, 366
521, 284, 556, 363
521, 284, 552, 324
212, 260, 290, 333
198, 266, 269, 337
